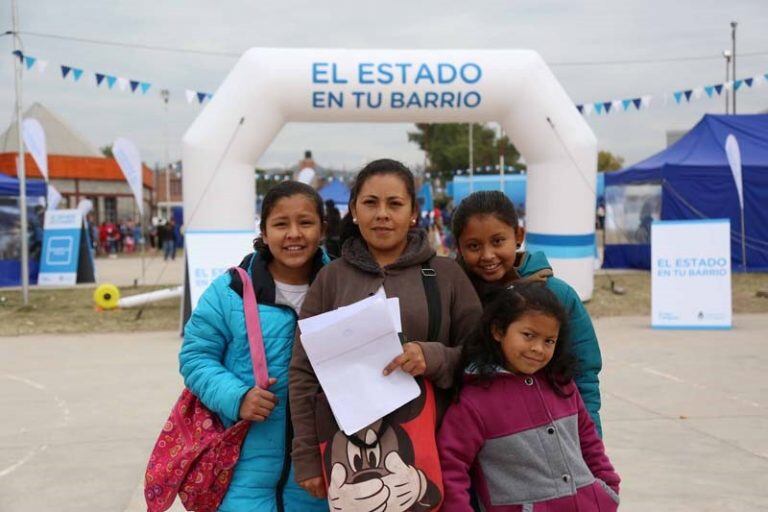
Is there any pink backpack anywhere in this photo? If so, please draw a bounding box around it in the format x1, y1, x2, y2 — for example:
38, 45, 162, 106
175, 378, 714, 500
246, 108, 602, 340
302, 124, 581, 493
144, 267, 268, 512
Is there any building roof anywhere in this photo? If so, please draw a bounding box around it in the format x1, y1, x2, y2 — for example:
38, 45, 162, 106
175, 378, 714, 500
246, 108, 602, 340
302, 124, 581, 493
0, 102, 101, 157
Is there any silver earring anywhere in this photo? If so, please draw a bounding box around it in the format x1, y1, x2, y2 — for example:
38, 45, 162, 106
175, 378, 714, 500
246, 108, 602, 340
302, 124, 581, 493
352, 218, 358, 224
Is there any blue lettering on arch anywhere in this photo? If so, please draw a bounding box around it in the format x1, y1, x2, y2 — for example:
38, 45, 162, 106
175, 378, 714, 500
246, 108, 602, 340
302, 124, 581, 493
328, 91, 344, 108
312, 91, 326, 108
464, 91, 481, 108
377, 63, 394, 84
460, 63, 482, 84
414, 64, 436, 84
312, 63, 329, 84
437, 63, 457, 84
358, 63, 375, 84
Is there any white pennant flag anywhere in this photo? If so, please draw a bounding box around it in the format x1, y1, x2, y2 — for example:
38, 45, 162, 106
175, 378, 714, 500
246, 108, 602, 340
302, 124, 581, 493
725, 134, 743, 210
753, 75, 765, 88
37, 60, 48, 74
583, 103, 593, 116
641, 95, 652, 109
693, 87, 704, 100
113, 137, 144, 215
117, 77, 129, 91
47, 184, 62, 210
724, 81, 733, 91
611, 99, 622, 113
185, 89, 196, 103
22, 118, 48, 181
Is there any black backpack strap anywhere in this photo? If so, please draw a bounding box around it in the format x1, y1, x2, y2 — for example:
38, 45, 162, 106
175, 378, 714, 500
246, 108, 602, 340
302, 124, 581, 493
421, 260, 441, 341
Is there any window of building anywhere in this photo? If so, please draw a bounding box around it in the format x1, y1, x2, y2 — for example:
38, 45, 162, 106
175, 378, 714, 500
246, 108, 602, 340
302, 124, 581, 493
104, 196, 118, 223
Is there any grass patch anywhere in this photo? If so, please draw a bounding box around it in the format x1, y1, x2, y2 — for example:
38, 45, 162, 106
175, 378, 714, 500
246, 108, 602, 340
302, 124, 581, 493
0, 285, 181, 336
1, 273, 766, 336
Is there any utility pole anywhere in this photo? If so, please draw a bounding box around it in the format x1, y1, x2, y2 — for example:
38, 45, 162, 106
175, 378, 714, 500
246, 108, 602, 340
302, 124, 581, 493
723, 51, 731, 114
12, 0, 29, 305
731, 21, 738, 114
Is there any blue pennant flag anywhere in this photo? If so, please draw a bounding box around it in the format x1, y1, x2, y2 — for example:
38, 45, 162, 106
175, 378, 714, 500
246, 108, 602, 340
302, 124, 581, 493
95, 73, 105, 86
72, 68, 84, 81
714, 84, 723, 95
594, 103, 603, 115
622, 99, 632, 111
129, 80, 140, 93
140, 82, 151, 94
683, 90, 693, 102
576, 104, 584, 114
206, 93, 213, 101
603, 101, 612, 113
61, 66, 72, 79
673, 91, 683, 104
745, 78, 753, 88
196, 92, 207, 104
632, 98, 642, 110
106, 75, 117, 89
12, 50, 24, 62
24, 56, 36, 70
734, 79, 743, 91
704, 86, 714, 98
765, 73, 768, 82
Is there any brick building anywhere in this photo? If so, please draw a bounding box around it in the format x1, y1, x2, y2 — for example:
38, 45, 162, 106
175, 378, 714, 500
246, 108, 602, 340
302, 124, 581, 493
0, 103, 154, 224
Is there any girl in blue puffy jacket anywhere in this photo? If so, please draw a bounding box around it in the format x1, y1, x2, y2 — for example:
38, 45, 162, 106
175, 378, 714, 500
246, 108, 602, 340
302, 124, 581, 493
180, 181, 329, 512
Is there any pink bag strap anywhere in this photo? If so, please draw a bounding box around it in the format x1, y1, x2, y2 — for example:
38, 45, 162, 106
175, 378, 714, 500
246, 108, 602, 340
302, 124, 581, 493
232, 266, 269, 389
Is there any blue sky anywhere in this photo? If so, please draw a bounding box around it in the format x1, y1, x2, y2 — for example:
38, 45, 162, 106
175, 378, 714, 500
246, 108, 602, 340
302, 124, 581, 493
1, 0, 767, 171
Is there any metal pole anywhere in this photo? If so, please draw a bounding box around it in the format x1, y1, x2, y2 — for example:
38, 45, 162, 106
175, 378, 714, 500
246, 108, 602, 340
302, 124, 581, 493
740, 206, 747, 272
12, 0, 29, 305
468, 123, 474, 194
499, 125, 505, 193
161, 89, 170, 219
724, 53, 730, 114
731, 21, 737, 114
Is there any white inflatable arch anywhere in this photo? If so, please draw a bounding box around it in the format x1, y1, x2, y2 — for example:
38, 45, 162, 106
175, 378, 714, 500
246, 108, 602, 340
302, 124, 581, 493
182, 48, 597, 298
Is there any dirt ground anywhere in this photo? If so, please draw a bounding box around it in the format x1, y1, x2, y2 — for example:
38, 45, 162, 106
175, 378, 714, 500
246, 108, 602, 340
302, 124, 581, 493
1, 272, 766, 336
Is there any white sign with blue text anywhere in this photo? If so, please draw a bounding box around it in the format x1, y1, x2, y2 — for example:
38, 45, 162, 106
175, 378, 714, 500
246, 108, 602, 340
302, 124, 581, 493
651, 219, 731, 329
185, 231, 257, 310
38, 209, 83, 286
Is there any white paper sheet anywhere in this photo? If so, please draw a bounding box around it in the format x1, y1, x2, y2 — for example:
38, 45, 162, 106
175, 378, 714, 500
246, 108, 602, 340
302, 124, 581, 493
299, 298, 419, 434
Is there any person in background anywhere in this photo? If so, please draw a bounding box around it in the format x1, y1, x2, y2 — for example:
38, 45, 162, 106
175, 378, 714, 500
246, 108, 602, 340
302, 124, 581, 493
323, 199, 342, 259
161, 219, 176, 261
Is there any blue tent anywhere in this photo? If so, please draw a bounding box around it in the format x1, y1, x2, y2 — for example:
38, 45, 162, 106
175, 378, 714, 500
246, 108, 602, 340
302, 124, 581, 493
603, 114, 768, 271
318, 179, 350, 206
0, 173, 47, 197
0, 174, 46, 287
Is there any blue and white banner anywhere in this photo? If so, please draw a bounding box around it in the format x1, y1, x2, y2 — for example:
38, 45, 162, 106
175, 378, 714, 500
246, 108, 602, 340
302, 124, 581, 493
651, 219, 732, 329
38, 209, 84, 286
113, 137, 144, 215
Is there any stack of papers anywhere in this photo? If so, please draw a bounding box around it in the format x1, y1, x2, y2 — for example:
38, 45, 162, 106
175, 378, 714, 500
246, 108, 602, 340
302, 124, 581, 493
299, 295, 420, 435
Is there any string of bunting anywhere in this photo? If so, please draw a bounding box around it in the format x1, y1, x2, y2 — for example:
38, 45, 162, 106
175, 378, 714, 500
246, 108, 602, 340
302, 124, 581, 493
576, 73, 768, 116
11, 50, 213, 105
11, 50, 767, 113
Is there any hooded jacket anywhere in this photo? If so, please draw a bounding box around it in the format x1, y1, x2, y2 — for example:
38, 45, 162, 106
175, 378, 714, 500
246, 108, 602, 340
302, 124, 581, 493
289, 229, 483, 483
180, 250, 328, 512
468, 251, 603, 435
438, 370, 619, 512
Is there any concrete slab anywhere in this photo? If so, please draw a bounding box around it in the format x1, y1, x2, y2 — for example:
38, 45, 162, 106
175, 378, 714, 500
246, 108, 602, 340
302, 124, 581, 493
0, 315, 766, 511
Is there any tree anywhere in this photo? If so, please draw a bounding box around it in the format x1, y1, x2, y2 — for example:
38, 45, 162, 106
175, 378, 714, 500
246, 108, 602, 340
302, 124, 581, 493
100, 144, 114, 158
407, 123, 521, 181
598, 150, 624, 172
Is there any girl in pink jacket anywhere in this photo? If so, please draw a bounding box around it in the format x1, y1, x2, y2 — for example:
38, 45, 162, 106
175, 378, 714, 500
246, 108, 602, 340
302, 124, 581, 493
438, 282, 620, 512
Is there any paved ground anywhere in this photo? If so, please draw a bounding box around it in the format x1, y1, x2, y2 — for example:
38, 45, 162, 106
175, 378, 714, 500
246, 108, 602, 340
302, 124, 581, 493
94, 251, 185, 287
1, 315, 767, 511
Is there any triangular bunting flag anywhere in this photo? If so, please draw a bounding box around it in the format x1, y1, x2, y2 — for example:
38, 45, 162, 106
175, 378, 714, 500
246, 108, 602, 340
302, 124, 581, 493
73, 68, 83, 81
622, 99, 632, 111
185, 89, 196, 103
602, 101, 612, 113
673, 91, 683, 104
129, 80, 140, 93
745, 77, 753, 87
12, 50, 23, 62
61, 66, 72, 79
714, 84, 723, 95
106, 75, 117, 89
724, 81, 733, 91
583, 104, 593, 116
683, 90, 693, 102
632, 98, 642, 110
197, 92, 207, 104
752, 75, 764, 88
693, 88, 703, 100
95, 73, 105, 86
24, 56, 36, 70
733, 79, 743, 91
206, 93, 213, 101
611, 100, 622, 112
594, 103, 603, 115
641, 95, 652, 109
37, 60, 48, 74
576, 104, 584, 114
117, 77, 129, 91
140, 82, 151, 94
704, 86, 715, 98
764, 73, 768, 82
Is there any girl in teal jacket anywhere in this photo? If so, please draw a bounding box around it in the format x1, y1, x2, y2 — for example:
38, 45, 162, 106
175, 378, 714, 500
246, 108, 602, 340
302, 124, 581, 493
180, 181, 329, 511
451, 190, 604, 435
